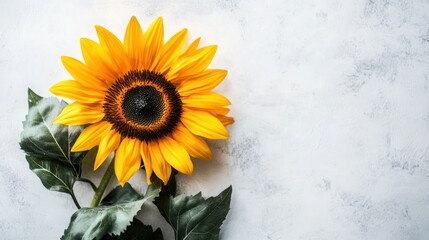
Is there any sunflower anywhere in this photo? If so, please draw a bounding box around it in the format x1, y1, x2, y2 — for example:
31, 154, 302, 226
50, 16, 233, 186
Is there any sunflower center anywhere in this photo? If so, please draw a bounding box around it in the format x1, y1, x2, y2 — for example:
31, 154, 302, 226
103, 70, 182, 141
121, 86, 165, 126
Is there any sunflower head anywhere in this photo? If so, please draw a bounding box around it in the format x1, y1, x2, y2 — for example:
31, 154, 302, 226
51, 16, 233, 186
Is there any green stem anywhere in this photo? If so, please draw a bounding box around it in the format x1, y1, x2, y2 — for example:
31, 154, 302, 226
71, 192, 81, 209
78, 178, 97, 191
90, 160, 115, 208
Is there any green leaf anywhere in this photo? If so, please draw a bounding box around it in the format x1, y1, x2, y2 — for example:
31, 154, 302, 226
27, 88, 43, 108
100, 183, 142, 206
26, 155, 76, 194
102, 218, 163, 240
20, 90, 87, 198
155, 186, 232, 240
20, 93, 85, 167
62, 183, 161, 240
159, 169, 177, 198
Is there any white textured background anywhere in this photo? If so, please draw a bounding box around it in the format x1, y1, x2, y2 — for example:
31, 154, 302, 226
1, 0, 429, 239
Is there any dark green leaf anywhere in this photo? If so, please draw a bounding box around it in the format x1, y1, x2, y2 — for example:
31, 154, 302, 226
100, 183, 142, 206
28, 88, 43, 108
20, 90, 87, 204
102, 219, 163, 240
152, 168, 177, 198
62, 183, 161, 240
155, 186, 232, 240
26, 155, 76, 194
20, 94, 85, 166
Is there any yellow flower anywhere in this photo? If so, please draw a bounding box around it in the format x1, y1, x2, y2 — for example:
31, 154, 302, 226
50, 16, 233, 186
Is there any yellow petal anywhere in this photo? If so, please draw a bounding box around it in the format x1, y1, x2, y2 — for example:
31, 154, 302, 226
94, 129, 121, 170
53, 102, 104, 125
124, 16, 144, 70
142, 17, 164, 69
152, 28, 188, 73
80, 38, 118, 83
176, 69, 227, 95
50, 80, 105, 103
167, 45, 217, 80
158, 136, 193, 175
216, 114, 235, 126
148, 140, 171, 185
181, 109, 229, 139
172, 123, 212, 160
95, 25, 129, 75
115, 138, 141, 186
141, 141, 153, 184
61, 56, 108, 90
187, 106, 230, 116
181, 37, 201, 58
182, 92, 231, 109
72, 121, 112, 152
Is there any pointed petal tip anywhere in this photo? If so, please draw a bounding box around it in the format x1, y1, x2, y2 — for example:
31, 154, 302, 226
79, 37, 88, 44
52, 117, 62, 125
224, 132, 230, 138
48, 85, 56, 94
155, 17, 164, 29
48, 83, 65, 96
128, 16, 141, 28
94, 25, 108, 35
161, 178, 169, 185
186, 159, 194, 175
116, 174, 128, 187
179, 163, 193, 176
217, 132, 229, 140
156, 170, 170, 186
60, 55, 68, 62
193, 37, 201, 43
93, 164, 100, 171
203, 44, 217, 50
93, 157, 104, 171
151, 17, 164, 30
204, 45, 218, 56
148, 16, 164, 28
184, 168, 193, 176
95, 24, 113, 32
176, 28, 188, 38
70, 144, 79, 153
146, 178, 152, 185
119, 181, 126, 187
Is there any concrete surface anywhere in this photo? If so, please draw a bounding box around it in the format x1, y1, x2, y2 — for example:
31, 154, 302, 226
1, 0, 429, 239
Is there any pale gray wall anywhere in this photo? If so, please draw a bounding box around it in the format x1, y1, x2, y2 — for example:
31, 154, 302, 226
1, 0, 429, 239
